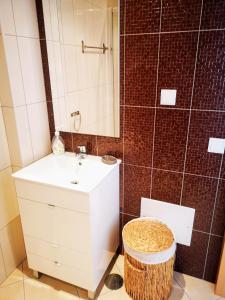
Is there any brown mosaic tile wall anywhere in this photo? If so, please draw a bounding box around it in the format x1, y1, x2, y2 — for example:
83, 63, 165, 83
36, 0, 225, 283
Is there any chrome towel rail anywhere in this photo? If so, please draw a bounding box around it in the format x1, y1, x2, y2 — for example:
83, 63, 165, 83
81, 40, 108, 54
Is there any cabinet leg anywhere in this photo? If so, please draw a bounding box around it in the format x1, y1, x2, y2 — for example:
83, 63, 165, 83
88, 290, 95, 299
33, 270, 41, 279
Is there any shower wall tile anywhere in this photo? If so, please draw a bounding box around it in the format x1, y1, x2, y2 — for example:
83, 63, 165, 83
192, 31, 225, 111
125, 34, 159, 107
175, 231, 209, 279
125, 0, 161, 34
123, 164, 151, 216
97, 136, 123, 160
201, 0, 225, 30
120, 36, 125, 105
37, 0, 225, 283
60, 132, 73, 152
182, 175, 218, 232
161, 0, 202, 32
185, 111, 225, 177
157, 32, 198, 108
124, 107, 154, 167
151, 169, 182, 204
204, 236, 224, 283
211, 180, 225, 236
153, 109, 189, 172
120, 0, 125, 34
72, 133, 97, 155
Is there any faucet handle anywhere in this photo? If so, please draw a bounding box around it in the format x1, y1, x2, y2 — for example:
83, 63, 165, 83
77, 145, 87, 154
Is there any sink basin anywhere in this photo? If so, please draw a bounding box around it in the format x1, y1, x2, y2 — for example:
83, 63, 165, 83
12, 152, 121, 193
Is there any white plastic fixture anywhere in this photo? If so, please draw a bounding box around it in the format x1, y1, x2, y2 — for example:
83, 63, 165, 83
141, 198, 195, 246
160, 89, 177, 105
208, 138, 225, 154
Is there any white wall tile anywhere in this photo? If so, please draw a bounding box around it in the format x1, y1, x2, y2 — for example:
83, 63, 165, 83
60, 0, 76, 44
42, 0, 60, 41
0, 167, 19, 230
12, 0, 39, 38
47, 41, 65, 99
18, 37, 45, 104
27, 102, 51, 161
14, 106, 34, 166
0, 246, 6, 284
2, 35, 26, 107
0, 35, 13, 107
0, 216, 26, 275
0, 0, 16, 35
0, 108, 10, 171
2, 107, 22, 167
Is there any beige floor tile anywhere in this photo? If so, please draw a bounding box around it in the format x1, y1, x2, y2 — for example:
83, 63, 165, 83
24, 278, 79, 300
174, 272, 219, 300
115, 255, 124, 277
98, 286, 131, 299
0, 264, 23, 287
169, 280, 190, 300
0, 280, 24, 300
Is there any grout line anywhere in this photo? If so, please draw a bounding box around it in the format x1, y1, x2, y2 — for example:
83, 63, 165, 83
203, 154, 224, 278
121, 212, 138, 218
120, 104, 225, 113
179, 0, 204, 206
4, 33, 39, 40
95, 135, 98, 155
121, 27, 225, 37
193, 228, 223, 238
123, 162, 222, 180
1, 99, 47, 109
150, 0, 162, 199
122, 0, 126, 215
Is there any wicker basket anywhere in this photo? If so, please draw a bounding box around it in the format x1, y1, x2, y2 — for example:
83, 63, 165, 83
122, 218, 176, 300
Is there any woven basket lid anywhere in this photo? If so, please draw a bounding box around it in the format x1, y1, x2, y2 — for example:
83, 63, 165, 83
122, 218, 174, 254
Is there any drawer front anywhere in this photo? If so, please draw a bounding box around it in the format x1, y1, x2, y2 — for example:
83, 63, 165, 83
27, 253, 92, 290
19, 198, 91, 253
25, 236, 91, 271
15, 180, 90, 213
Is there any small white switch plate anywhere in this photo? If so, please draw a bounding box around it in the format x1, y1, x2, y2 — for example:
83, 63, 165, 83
208, 138, 225, 154
160, 89, 177, 106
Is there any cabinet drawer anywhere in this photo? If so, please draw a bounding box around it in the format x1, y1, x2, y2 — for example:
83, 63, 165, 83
27, 253, 92, 290
24, 236, 91, 271
15, 180, 90, 213
19, 198, 91, 253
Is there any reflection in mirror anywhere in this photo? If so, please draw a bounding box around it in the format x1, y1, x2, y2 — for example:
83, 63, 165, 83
42, 0, 120, 137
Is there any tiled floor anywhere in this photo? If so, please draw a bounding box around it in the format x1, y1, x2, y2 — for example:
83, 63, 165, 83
0, 255, 224, 300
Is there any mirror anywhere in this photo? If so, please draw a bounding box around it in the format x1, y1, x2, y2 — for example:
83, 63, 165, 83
42, 0, 120, 137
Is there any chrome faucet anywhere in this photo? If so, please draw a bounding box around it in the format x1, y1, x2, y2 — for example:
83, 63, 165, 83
77, 145, 87, 160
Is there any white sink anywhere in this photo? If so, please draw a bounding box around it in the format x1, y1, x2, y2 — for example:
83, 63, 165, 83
13, 152, 121, 193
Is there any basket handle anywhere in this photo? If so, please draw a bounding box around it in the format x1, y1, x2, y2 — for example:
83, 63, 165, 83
126, 255, 147, 273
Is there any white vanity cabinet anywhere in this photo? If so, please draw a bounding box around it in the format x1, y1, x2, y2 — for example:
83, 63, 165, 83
13, 153, 120, 298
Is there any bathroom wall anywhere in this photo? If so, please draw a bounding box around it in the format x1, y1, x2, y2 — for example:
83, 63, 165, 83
0, 0, 51, 283
0, 0, 51, 167
0, 103, 25, 283
38, 0, 225, 283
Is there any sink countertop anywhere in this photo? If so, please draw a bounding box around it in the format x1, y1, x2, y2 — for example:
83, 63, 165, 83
12, 152, 121, 193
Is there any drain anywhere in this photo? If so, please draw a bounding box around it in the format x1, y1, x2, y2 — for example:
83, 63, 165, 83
70, 180, 79, 185
104, 274, 123, 290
